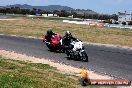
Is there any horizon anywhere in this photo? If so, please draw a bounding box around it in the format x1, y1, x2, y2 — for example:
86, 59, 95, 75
0, 0, 132, 15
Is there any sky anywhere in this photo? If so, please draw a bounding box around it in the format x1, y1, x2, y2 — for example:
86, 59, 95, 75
0, 0, 132, 14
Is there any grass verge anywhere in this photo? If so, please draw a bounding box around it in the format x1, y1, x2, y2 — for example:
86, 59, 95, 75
0, 56, 78, 88
0, 55, 117, 88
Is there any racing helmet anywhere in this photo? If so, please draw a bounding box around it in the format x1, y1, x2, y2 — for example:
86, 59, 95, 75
65, 31, 72, 38
47, 29, 54, 36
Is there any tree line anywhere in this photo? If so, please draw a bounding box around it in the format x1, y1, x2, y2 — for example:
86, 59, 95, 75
0, 7, 118, 21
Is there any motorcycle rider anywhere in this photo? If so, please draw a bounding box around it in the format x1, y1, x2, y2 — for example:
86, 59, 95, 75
44, 29, 56, 47
62, 31, 77, 55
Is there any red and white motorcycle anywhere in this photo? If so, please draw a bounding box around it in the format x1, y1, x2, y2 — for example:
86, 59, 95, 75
43, 34, 62, 52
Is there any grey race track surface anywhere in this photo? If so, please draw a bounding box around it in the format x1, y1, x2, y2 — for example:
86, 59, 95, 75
0, 35, 132, 80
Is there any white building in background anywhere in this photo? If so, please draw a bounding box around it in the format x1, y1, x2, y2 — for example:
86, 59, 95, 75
42, 14, 58, 17
118, 11, 132, 24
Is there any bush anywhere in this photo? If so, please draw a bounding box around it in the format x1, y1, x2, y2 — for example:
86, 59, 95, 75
128, 21, 132, 25
114, 22, 119, 24
122, 22, 126, 25
103, 20, 112, 24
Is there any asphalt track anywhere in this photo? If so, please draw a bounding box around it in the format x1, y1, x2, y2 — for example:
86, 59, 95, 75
0, 35, 132, 81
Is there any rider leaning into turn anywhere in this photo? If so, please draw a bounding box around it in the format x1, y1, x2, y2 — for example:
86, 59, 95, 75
62, 31, 77, 54
45, 29, 56, 45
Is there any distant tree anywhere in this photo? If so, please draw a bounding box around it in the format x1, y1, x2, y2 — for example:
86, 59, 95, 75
99, 15, 103, 20
30, 8, 37, 15
37, 9, 42, 15
33, 8, 37, 11
83, 12, 86, 19
114, 21, 119, 24
92, 14, 98, 19
87, 14, 92, 19
128, 21, 132, 25
111, 14, 118, 21
40, 10, 46, 14
58, 10, 70, 17
21, 9, 30, 15
53, 10, 59, 14
122, 22, 126, 25
61, 10, 66, 17
2, 8, 6, 15
76, 14, 83, 19
73, 12, 77, 18
13, 7, 21, 14
103, 20, 112, 24
53, 10, 59, 16
0, 8, 2, 13
5, 8, 11, 14
103, 15, 110, 20
30, 10, 35, 15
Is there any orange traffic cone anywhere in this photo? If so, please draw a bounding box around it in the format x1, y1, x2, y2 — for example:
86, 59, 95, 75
80, 68, 91, 86
81, 68, 89, 78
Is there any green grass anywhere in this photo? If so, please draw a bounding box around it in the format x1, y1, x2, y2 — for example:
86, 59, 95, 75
0, 56, 79, 88
0, 74, 39, 88
0, 56, 117, 88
